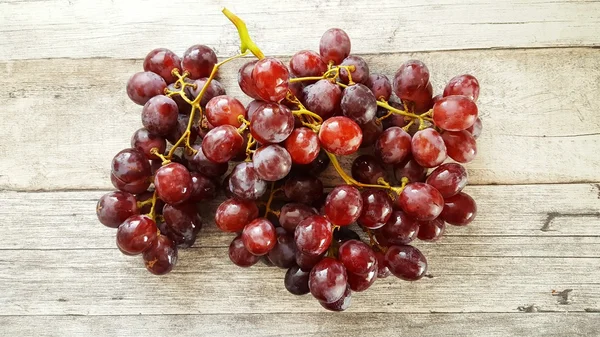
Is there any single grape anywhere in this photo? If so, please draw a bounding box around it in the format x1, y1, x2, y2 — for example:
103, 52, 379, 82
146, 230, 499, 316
181, 44, 217, 79
294, 215, 333, 256
466, 117, 483, 139
215, 198, 259, 232
252, 57, 289, 102
302, 79, 342, 120
111, 148, 151, 184
116, 215, 158, 255
201, 125, 244, 163
143, 235, 178, 275
229, 235, 261, 267
433, 95, 478, 131
366, 73, 392, 101
126, 71, 167, 105
252, 144, 292, 181
249, 102, 294, 144
385, 245, 427, 281
426, 163, 468, 198
110, 173, 150, 194
285, 265, 311, 295
376, 210, 419, 245
96, 191, 139, 228
411, 81, 434, 114
241, 218, 276, 256
324, 185, 363, 226
375, 126, 412, 164
268, 227, 298, 268
154, 162, 192, 204
185, 144, 228, 178
320, 286, 352, 312
339, 55, 370, 84
318, 116, 363, 155
375, 250, 391, 278
131, 128, 166, 160
319, 28, 351, 65
393, 157, 427, 183
359, 118, 383, 148
189, 172, 217, 202
238, 60, 261, 99
444, 74, 480, 102
284, 175, 323, 205
340, 83, 377, 124
143, 48, 182, 84
309, 257, 348, 303
228, 162, 267, 200
333, 227, 362, 243
357, 189, 393, 230
293, 149, 331, 176
162, 202, 202, 248
351, 155, 385, 185
347, 267, 377, 292
398, 182, 444, 221
441, 192, 477, 226
187, 77, 227, 107
141, 95, 179, 136
165, 113, 199, 146
442, 130, 477, 163
279, 203, 317, 233
246, 100, 265, 121
418, 218, 446, 241
205, 95, 246, 127
392, 60, 430, 102
289, 50, 327, 78
411, 128, 447, 168
338, 239, 377, 275
296, 251, 325, 271
284, 127, 320, 165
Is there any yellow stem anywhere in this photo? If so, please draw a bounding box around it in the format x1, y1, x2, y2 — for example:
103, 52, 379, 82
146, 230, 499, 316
147, 190, 159, 221
292, 109, 323, 124
150, 148, 171, 165
222, 8, 265, 60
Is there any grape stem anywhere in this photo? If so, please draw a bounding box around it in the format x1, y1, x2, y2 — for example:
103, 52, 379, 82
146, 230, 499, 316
245, 134, 256, 161
147, 190, 159, 221
362, 227, 387, 253
222, 8, 265, 60
263, 182, 281, 217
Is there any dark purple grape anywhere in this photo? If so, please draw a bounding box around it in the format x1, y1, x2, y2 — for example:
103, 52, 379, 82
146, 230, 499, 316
341, 83, 377, 124
339, 55, 369, 84
141, 95, 179, 136
394, 157, 427, 183
285, 265, 311, 295
324, 185, 363, 226
385, 245, 427, 281
375, 250, 391, 278
229, 235, 261, 267
184, 145, 228, 178
351, 155, 385, 185
229, 162, 267, 200
189, 172, 217, 202
215, 198, 259, 233
250, 102, 294, 144
360, 119, 383, 148
187, 78, 227, 107
110, 173, 150, 194
347, 268, 377, 292
333, 227, 361, 243
165, 113, 199, 146
293, 149, 330, 176
284, 175, 323, 205
143, 235, 178, 275
338, 239, 376, 275
440, 192, 477, 226
294, 215, 333, 256
111, 148, 151, 184
267, 228, 297, 268
131, 128, 166, 161
357, 189, 393, 230
398, 182, 444, 221
162, 202, 201, 248
366, 73, 392, 100
302, 79, 342, 120
393, 60, 430, 102
375, 126, 412, 165
154, 162, 192, 205
116, 215, 158, 255
376, 210, 419, 245
319, 286, 352, 311
238, 60, 261, 99
418, 218, 446, 241
289, 50, 327, 78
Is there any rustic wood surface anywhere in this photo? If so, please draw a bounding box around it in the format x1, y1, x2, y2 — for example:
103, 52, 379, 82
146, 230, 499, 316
1, 0, 599, 336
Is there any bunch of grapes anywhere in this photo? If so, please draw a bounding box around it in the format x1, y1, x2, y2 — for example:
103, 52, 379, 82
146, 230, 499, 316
95, 9, 481, 311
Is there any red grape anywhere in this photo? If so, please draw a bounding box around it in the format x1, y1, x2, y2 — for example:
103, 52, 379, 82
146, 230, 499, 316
418, 218, 446, 241
111, 148, 151, 184
154, 162, 192, 205
411, 128, 447, 168
229, 162, 267, 200
162, 202, 202, 247
393, 60, 430, 102
285, 265, 310, 295
441, 192, 477, 226
185, 144, 228, 178
296, 251, 325, 271
377, 210, 419, 245
442, 130, 477, 163
309, 257, 348, 303
96, 191, 139, 228
412, 81, 434, 114
189, 172, 217, 202
339, 55, 369, 84
110, 173, 150, 194
433, 95, 478, 131
187, 77, 227, 107
366, 73, 392, 101
375, 126, 412, 164
347, 267, 377, 292
398, 182, 444, 221
141, 95, 179, 136
229, 235, 261, 267
341, 83, 377, 124
324, 185, 363, 226
426, 163, 468, 198
284, 175, 323, 205
294, 215, 333, 256
351, 155, 385, 185
181, 44, 217, 79
319, 28, 351, 65
289, 50, 327, 78
319, 286, 352, 311
385, 245, 427, 281
284, 127, 320, 165
466, 117, 483, 139
126, 71, 167, 105
357, 189, 393, 230
360, 118, 383, 148
279, 203, 317, 233
242, 218, 276, 256
238, 60, 261, 99
338, 239, 376, 275
252, 57, 289, 102
443, 74, 480, 102
143, 235, 178, 275
215, 198, 259, 232
267, 228, 298, 268
246, 100, 265, 121
252, 144, 292, 181
302, 79, 342, 120
318, 116, 362, 155
143, 48, 182, 84
131, 128, 166, 160
393, 157, 427, 183
250, 103, 294, 144
201, 125, 244, 163
205, 95, 246, 127
116, 215, 158, 255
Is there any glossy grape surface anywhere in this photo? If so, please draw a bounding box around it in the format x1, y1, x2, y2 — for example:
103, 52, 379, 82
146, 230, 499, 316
126, 71, 167, 105
141, 95, 179, 136
417, 218, 446, 241
319, 28, 351, 65
143, 235, 178, 275
143, 48, 182, 84
285, 265, 310, 295
318, 116, 362, 155
252, 57, 289, 102
284, 175, 323, 205
229, 235, 261, 267
185, 144, 228, 178
351, 155, 385, 185
131, 128, 166, 160
319, 286, 352, 312
252, 144, 292, 181
393, 60, 430, 102
426, 163, 468, 198
393, 157, 427, 183
442, 130, 478, 163
324, 185, 363, 226
366, 73, 392, 100
250, 103, 294, 144
360, 118, 383, 148
385, 245, 427, 281
443, 74, 480, 101
189, 172, 217, 202
375, 126, 412, 164
338, 239, 377, 275
398, 182, 444, 221
116, 215, 158, 255
341, 83, 377, 124
290, 50, 327, 78
302, 79, 342, 120
229, 162, 267, 200
201, 125, 244, 163
433, 95, 478, 131
279, 203, 317, 233
96, 191, 139, 228
377, 210, 420, 245
111, 148, 151, 184
154, 162, 192, 205
309, 257, 348, 303
339, 55, 370, 84
267, 228, 297, 268
411, 128, 447, 168
205, 95, 246, 127
242, 218, 276, 256
284, 127, 320, 165
215, 198, 259, 233
357, 189, 393, 229
181, 44, 217, 79
294, 215, 333, 256
441, 192, 477, 226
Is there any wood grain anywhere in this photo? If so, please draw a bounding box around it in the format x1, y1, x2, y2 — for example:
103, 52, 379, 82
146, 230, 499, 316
1, 313, 598, 337
2, 48, 600, 191
1, 0, 599, 61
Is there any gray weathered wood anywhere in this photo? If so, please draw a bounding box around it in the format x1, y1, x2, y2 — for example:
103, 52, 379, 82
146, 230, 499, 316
1, 0, 599, 61
2, 48, 600, 191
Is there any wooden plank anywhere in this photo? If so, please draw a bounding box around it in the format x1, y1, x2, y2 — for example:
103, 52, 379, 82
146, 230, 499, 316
1, 48, 600, 190
1, 313, 598, 337
1, 184, 599, 250
1, 0, 599, 61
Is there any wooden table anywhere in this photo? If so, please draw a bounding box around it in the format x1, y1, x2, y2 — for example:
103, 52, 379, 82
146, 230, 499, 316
1, 1, 599, 336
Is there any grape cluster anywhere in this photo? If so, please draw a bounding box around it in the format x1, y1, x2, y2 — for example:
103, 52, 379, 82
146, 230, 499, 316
95, 9, 481, 311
